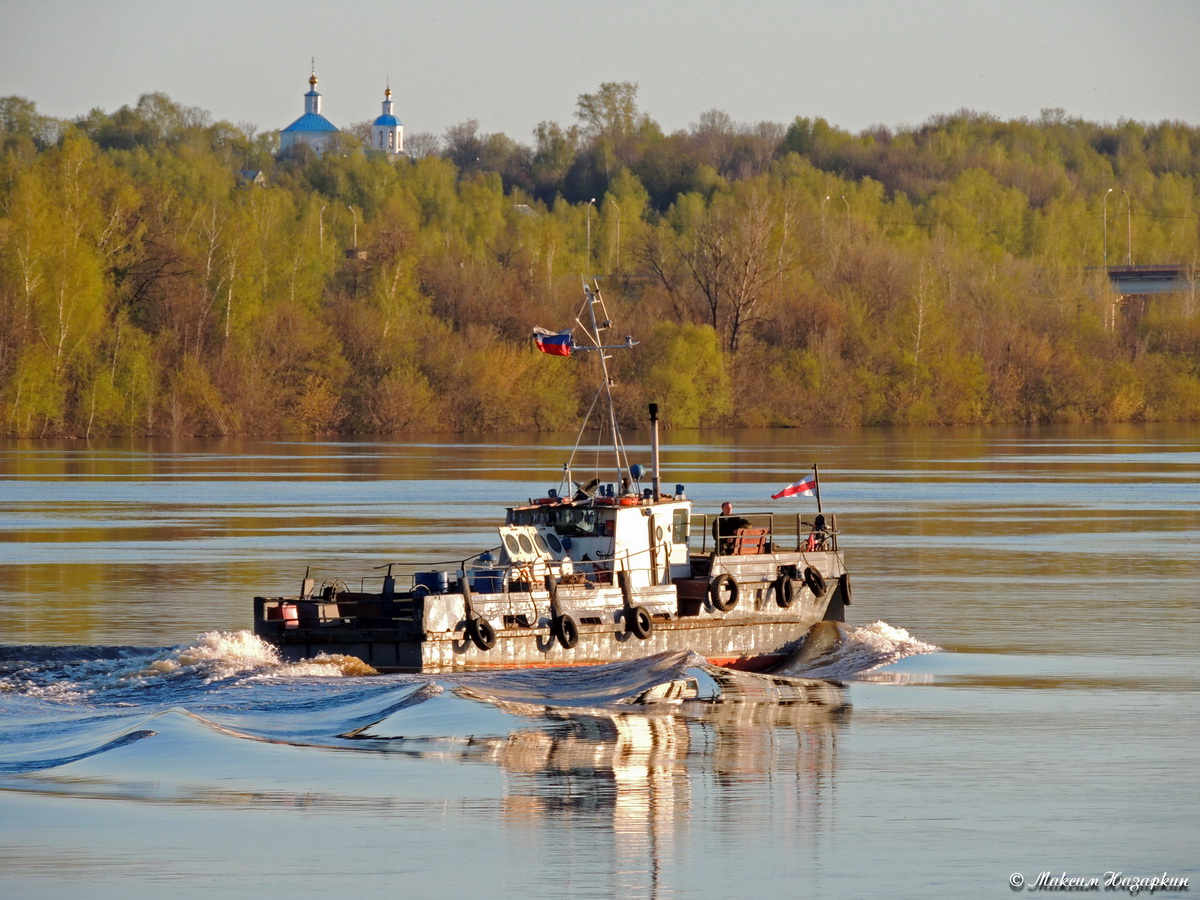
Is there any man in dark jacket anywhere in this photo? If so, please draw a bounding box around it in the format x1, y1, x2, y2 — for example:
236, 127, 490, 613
712, 502, 750, 554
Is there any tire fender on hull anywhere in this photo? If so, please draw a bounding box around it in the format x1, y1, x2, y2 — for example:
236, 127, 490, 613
626, 606, 653, 639
774, 573, 795, 608
803, 566, 827, 598
465, 617, 497, 651
552, 613, 579, 649
709, 574, 739, 612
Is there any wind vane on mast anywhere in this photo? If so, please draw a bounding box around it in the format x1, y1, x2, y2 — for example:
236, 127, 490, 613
532, 281, 638, 357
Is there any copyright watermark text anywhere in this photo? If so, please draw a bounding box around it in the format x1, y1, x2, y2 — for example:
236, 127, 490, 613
1009, 872, 1190, 894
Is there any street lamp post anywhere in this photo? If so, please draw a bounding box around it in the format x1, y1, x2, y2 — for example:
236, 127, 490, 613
1102, 188, 1113, 266
1122, 190, 1132, 266
586, 198, 595, 274
821, 195, 830, 236
608, 198, 621, 271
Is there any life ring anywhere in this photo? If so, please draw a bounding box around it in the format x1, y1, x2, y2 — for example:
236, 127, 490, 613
619, 496, 639, 506
466, 617, 496, 651
709, 574, 739, 612
775, 574, 795, 608
534, 497, 558, 506
803, 566, 827, 598
553, 613, 579, 649
626, 605, 653, 639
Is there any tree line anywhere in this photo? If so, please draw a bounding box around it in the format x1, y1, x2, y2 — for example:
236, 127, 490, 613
1, 86, 1198, 438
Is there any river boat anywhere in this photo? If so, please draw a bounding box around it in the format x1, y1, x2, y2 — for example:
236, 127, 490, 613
253, 283, 851, 672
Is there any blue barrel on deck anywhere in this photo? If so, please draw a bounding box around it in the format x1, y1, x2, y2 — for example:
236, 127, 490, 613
414, 571, 449, 594
473, 569, 504, 593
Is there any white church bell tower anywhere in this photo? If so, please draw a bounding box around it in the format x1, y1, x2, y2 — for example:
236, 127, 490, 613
371, 85, 404, 155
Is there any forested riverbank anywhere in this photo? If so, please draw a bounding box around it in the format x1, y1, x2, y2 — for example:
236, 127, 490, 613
1, 87, 1198, 437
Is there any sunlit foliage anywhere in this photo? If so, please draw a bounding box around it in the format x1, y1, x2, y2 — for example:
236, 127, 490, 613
1, 90, 1198, 436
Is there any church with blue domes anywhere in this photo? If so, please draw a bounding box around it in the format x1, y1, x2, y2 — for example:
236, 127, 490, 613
279, 68, 404, 156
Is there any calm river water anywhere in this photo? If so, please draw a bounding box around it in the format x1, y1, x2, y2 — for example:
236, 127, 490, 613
1, 424, 1197, 898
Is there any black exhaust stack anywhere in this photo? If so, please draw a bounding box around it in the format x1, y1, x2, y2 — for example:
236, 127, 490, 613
649, 403, 661, 500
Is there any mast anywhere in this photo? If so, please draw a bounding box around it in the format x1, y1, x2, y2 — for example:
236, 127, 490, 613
585, 281, 623, 481
558, 280, 639, 494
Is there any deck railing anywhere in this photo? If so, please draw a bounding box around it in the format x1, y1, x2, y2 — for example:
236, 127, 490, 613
694, 513, 838, 555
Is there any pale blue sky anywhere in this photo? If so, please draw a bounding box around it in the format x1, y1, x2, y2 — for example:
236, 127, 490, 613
3, 0, 1198, 141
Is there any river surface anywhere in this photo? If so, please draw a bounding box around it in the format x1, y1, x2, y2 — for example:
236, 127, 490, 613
1, 424, 1197, 898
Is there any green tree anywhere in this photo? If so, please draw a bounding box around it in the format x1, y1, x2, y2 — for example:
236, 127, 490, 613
576, 82, 652, 140
631, 323, 730, 428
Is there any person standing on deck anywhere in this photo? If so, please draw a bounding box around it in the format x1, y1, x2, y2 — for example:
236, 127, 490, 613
713, 502, 749, 555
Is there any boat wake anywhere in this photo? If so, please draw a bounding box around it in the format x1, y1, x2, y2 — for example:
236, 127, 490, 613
774, 620, 940, 680
0, 623, 934, 793
0, 621, 936, 705
0, 632, 377, 703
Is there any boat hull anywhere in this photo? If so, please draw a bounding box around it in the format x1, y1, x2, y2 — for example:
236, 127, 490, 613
255, 555, 849, 673
263, 615, 827, 673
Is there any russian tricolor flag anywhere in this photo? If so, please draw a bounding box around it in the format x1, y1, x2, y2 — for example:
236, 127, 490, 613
772, 474, 817, 499
533, 327, 573, 357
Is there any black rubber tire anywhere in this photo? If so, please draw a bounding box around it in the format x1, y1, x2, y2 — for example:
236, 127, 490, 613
466, 617, 496, 651
553, 613, 579, 649
709, 574, 739, 612
804, 566, 827, 598
838, 572, 852, 605
627, 606, 653, 639
775, 574, 796, 608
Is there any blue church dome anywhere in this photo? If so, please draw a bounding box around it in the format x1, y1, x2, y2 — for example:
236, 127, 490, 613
279, 69, 341, 155
283, 113, 340, 133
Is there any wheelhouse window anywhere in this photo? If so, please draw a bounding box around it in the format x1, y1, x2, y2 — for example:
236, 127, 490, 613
510, 506, 601, 537
673, 508, 689, 543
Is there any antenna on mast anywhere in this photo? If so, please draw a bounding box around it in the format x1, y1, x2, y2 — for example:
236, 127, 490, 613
584, 280, 622, 482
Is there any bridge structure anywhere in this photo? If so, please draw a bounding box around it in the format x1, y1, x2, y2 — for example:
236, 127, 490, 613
1086, 265, 1197, 329
1090, 264, 1198, 295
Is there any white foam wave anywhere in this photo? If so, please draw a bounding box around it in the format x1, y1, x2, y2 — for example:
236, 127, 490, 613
2, 678, 93, 703
2, 633, 293, 701
270, 654, 380, 678
137, 631, 284, 682
781, 620, 939, 680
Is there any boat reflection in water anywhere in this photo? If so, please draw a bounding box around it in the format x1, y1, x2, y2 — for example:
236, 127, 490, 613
350, 653, 848, 894
0, 637, 858, 898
